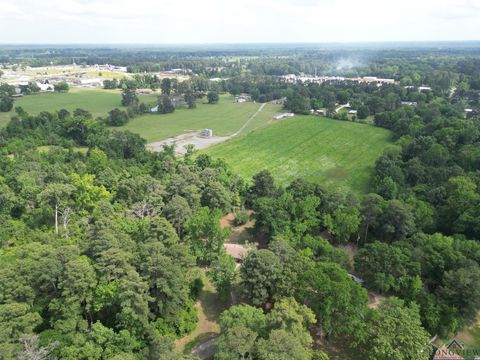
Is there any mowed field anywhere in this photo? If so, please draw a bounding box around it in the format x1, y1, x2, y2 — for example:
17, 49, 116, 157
205, 116, 393, 194
0, 88, 138, 128
119, 96, 281, 142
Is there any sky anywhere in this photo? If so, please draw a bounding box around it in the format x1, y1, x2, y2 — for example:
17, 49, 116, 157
0, 0, 479, 44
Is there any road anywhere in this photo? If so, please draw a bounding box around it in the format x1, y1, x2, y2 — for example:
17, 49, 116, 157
147, 102, 266, 154
228, 102, 266, 138
191, 337, 219, 360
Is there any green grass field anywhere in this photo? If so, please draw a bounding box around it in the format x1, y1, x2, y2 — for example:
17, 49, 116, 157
119, 96, 282, 142
0, 88, 143, 128
205, 116, 393, 194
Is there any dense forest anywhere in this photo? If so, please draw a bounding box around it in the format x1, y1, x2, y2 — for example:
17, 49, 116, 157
0, 46, 480, 359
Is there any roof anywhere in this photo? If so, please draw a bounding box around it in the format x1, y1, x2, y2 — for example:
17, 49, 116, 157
224, 243, 250, 260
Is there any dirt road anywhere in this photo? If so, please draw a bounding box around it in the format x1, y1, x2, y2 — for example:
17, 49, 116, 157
147, 103, 266, 154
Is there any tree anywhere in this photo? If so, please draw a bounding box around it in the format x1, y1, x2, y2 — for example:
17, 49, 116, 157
215, 325, 258, 360
207, 91, 219, 104
0, 303, 42, 356
54, 81, 69, 92
216, 305, 266, 360
115, 268, 151, 337
357, 105, 369, 119
185, 207, 229, 265
216, 299, 316, 360
59, 256, 97, 327
437, 262, 480, 329
121, 89, 139, 107
209, 253, 237, 300
249, 170, 277, 201
359, 298, 430, 360
38, 183, 75, 235
184, 90, 196, 109
300, 262, 368, 339
104, 79, 118, 89
379, 200, 416, 242
161, 78, 172, 95
70, 173, 111, 212
0, 94, 14, 112
256, 329, 313, 360
240, 249, 283, 306
267, 297, 316, 342
354, 242, 421, 296
18, 334, 58, 360
106, 108, 129, 126
359, 194, 384, 244
163, 195, 192, 235
157, 95, 175, 114
284, 93, 311, 114
322, 206, 361, 242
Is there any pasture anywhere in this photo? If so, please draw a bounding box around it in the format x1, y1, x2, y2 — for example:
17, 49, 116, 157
205, 116, 393, 194
119, 95, 282, 142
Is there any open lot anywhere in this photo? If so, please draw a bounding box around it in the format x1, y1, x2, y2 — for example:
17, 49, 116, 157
120, 96, 282, 142
205, 116, 393, 194
0, 88, 130, 127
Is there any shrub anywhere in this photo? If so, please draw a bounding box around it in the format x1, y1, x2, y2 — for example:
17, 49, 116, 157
234, 210, 249, 226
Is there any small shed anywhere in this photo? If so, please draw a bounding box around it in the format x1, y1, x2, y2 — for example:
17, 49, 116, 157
315, 109, 328, 116
273, 112, 294, 120
202, 128, 213, 138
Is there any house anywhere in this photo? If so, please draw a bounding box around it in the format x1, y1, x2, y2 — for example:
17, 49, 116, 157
172, 99, 188, 107
37, 83, 55, 92
80, 78, 103, 87
12, 87, 23, 97
401, 101, 417, 106
270, 97, 286, 105
348, 110, 358, 115
273, 113, 294, 120
418, 86, 432, 92
235, 94, 251, 103
223, 243, 250, 263
136, 88, 154, 95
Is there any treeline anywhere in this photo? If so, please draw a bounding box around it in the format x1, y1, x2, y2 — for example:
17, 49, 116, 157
0, 107, 245, 359
102, 87, 217, 127
0, 81, 70, 114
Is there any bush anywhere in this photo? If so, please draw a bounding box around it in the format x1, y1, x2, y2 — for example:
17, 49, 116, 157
234, 210, 249, 226
54, 81, 69, 92
105, 108, 129, 126
207, 91, 219, 104
190, 277, 204, 300
0, 95, 14, 112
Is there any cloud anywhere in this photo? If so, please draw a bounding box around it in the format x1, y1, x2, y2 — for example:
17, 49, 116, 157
0, 1, 20, 15
0, 0, 479, 43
